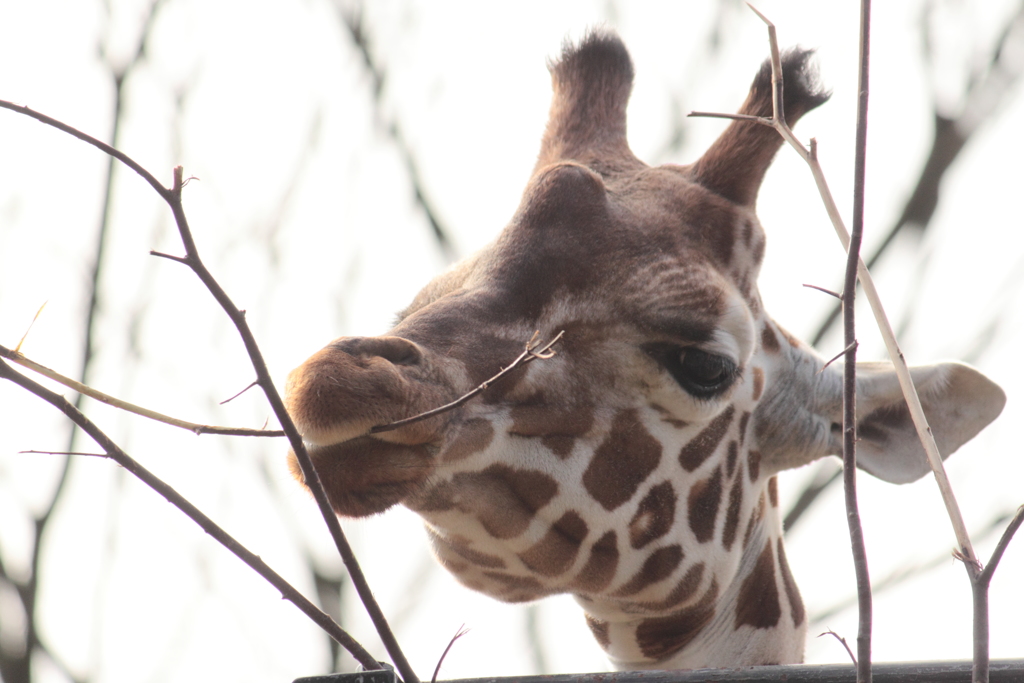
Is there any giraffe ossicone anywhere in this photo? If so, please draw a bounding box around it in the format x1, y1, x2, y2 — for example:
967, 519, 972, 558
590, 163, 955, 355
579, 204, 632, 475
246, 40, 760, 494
285, 32, 1005, 670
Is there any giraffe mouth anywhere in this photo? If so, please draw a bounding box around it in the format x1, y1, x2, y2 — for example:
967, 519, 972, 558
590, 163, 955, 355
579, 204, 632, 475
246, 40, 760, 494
286, 436, 435, 517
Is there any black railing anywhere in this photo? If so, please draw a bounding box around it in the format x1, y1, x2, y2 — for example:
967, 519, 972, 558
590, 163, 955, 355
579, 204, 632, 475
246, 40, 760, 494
296, 660, 1024, 683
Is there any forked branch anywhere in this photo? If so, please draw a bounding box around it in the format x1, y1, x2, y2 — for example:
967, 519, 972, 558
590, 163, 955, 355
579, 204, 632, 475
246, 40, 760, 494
691, 3, 979, 574
0, 356, 379, 671
0, 344, 285, 437
0, 100, 418, 682
692, 6, 1018, 682
969, 504, 1024, 683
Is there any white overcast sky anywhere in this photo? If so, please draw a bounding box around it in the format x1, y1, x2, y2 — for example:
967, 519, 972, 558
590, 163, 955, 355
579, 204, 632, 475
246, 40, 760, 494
1, 1, 1022, 682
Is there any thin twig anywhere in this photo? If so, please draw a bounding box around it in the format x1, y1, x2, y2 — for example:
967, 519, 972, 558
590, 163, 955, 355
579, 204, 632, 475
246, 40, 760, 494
0, 99, 170, 202
697, 5, 982, 571
978, 504, 1024, 586
844, 2, 874, 678
819, 341, 858, 374
0, 104, 417, 681
14, 301, 47, 352
0, 356, 380, 670
687, 111, 772, 124
969, 504, 1024, 683
0, 344, 285, 437
737, 5, 875, 679
431, 625, 469, 683
149, 250, 190, 265
371, 331, 564, 435
803, 283, 842, 300
160, 166, 418, 681
818, 629, 857, 666
220, 380, 259, 405
809, 3, 1024, 349
20, 450, 108, 458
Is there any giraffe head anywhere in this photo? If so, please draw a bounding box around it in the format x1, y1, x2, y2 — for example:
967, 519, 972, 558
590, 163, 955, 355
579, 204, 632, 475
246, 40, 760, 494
285, 33, 1005, 669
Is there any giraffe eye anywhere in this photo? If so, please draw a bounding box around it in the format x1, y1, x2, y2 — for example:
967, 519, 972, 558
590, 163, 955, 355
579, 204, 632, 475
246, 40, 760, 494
643, 343, 738, 399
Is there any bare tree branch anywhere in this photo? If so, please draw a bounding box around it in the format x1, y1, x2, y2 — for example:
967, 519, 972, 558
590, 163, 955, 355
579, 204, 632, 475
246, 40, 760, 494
808, 2, 1024, 349
0, 99, 418, 682
335, 1, 457, 263
0, 345, 285, 437
968, 504, 1024, 683
776, 0, 1024, 605
843, 3, 874, 678
0, 356, 379, 671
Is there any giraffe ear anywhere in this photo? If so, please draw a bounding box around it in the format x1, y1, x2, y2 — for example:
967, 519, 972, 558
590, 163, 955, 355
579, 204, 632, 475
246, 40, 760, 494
830, 362, 1005, 484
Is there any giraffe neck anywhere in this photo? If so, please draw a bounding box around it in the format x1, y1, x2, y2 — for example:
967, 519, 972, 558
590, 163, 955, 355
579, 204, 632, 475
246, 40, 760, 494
578, 502, 806, 669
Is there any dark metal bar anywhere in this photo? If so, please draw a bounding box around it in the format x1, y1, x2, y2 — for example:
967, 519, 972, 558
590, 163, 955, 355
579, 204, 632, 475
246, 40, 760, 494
296, 660, 1024, 683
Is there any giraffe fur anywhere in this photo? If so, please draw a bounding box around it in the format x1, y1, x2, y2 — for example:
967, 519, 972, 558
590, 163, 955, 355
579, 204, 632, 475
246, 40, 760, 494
284, 31, 1005, 670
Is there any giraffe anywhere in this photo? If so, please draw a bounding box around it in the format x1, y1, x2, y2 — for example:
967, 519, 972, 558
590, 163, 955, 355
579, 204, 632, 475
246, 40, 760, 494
284, 32, 1005, 670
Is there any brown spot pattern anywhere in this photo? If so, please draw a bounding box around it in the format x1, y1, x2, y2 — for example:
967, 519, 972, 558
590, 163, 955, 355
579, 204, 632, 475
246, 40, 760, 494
613, 544, 684, 597
722, 473, 744, 551
725, 440, 738, 478
688, 466, 723, 543
738, 411, 751, 447
628, 482, 677, 549
634, 579, 719, 660
747, 449, 761, 482
768, 475, 779, 507
510, 399, 595, 460
586, 615, 612, 649
451, 464, 559, 539
649, 402, 688, 429
752, 367, 765, 401
743, 491, 766, 551
635, 562, 705, 611
427, 529, 507, 569
407, 480, 456, 512
679, 406, 735, 472
541, 435, 576, 459
482, 571, 548, 602
735, 542, 781, 629
761, 323, 780, 352
519, 511, 588, 577
583, 409, 662, 511
571, 531, 619, 593
441, 418, 495, 462
777, 538, 805, 627
779, 326, 803, 348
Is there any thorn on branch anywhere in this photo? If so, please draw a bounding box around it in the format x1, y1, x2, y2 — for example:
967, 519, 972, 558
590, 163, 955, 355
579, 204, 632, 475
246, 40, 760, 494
220, 380, 259, 405
804, 283, 843, 299
150, 250, 190, 265
819, 340, 858, 374
15, 301, 48, 353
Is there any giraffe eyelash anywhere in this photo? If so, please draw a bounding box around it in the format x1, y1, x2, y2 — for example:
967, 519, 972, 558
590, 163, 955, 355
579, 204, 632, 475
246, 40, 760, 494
641, 343, 740, 400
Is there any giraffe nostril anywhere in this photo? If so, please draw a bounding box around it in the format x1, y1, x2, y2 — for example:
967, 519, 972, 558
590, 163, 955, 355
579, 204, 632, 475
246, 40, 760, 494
330, 336, 423, 366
